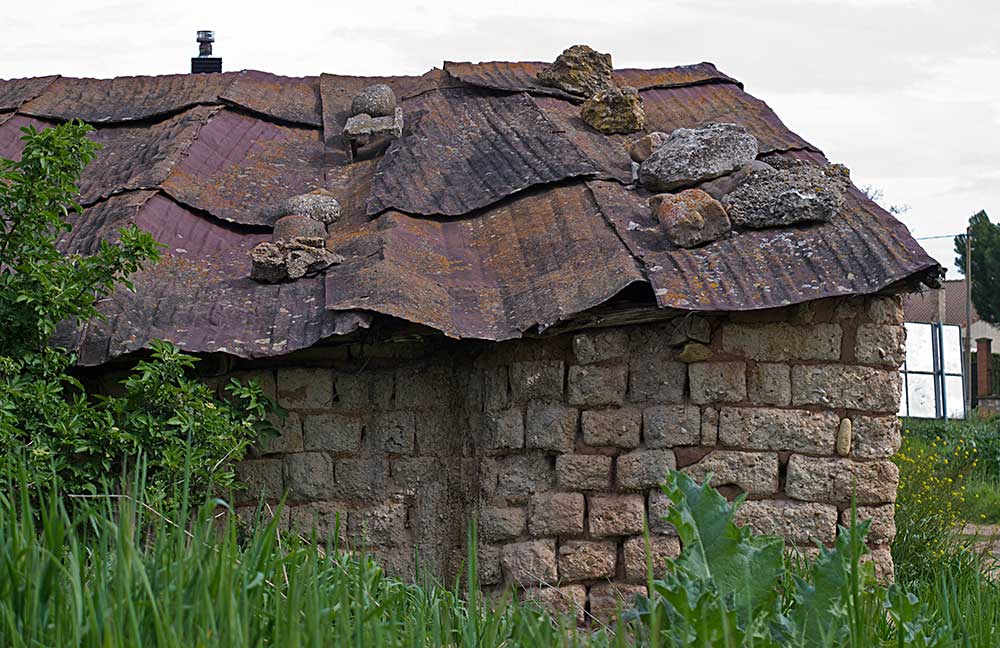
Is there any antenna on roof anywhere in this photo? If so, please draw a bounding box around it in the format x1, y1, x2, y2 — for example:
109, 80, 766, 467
191, 30, 222, 74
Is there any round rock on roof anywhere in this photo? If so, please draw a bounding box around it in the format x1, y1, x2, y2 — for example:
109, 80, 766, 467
274, 190, 342, 226
350, 83, 397, 118
273, 214, 327, 241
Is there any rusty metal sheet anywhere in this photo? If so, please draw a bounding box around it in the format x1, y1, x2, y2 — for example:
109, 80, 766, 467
319, 70, 462, 148
614, 63, 741, 90
531, 95, 633, 183
588, 179, 938, 311
0, 75, 58, 112
641, 83, 817, 155
160, 108, 327, 226
0, 113, 52, 161
76, 106, 217, 205
367, 88, 596, 217
20, 73, 235, 123
220, 70, 322, 127
58, 190, 158, 255
53, 191, 369, 364
443, 61, 580, 101
326, 183, 643, 339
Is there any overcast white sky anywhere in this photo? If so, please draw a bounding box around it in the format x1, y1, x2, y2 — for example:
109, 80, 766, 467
2, 0, 996, 274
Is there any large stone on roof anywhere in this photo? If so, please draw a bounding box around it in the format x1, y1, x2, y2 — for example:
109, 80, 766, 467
537, 45, 614, 97
275, 190, 342, 226
580, 86, 644, 134
273, 214, 327, 241
251, 237, 344, 284
350, 83, 397, 118
695, 160, 774, 201
651, 189, 731, 248
638, 123, 759, 192
627, 131, 668, 163
723, 162, 847, 229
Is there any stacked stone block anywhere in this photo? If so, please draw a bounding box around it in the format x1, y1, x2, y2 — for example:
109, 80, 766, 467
230, 294, 905, 621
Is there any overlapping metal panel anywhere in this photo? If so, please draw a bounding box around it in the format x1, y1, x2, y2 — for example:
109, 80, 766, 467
367, 88, 596, 216
220, 70, 322, 127
327, 183, 643, 339
0, 75, 58, 112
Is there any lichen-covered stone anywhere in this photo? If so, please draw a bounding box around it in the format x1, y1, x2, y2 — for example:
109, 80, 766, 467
235, 459, 284, 503
695, 160, 774, 200
272, 214, 327, 241
525, 402, 577, 453
627, 131, 667, 163
638, 123, 759, 192
500, 540, 557, 585
785, 455, 898, 506
509, 360, 564, 401
369, 410, 415, 454
537, 44, 614, 97
648, 490, 678, 536
643, 404, 701, 447
568, 364, 628, 406
791, 365, 901, 412
678, 342, 713, 363
528, 492, 585, 536
734, 499, 838, 545
277, 368, 333, 409
624, 535, 681, 581
335, 456, 387, 500
251, 237, 343, 283
522, 585, 587, 624
867, 296, 904, 325
303, 413, 362, 453
701, 407, 719, 445
617, 449, 676, 491
689, 362, 747, 404
580, 85, 644, 134
572, 329, 629, 365
273, 189, 342, 226
850, 416, 902, 459
650, 188, 731, 248
722, 323, 842, 361
747, 363, 791, 406
844, 504, 896, 546
589, 583, 647, 622
555, 454, 612, 491
589, 494, 645, 536
350, 83, 397, 118
683, 450, 779, 496
352, 500, 408, 547
496, 455, 554, 498
718, 407, 838, 454
343, 107, 403, 140
581, 408, 641, 448
285, 452, 334, 500
723, 163, 847, 229
288, 501, 348, 544
558, 541, 616, 581
628, 355, 686, 403
485, 407, 525, 453
855, 324, 906, 367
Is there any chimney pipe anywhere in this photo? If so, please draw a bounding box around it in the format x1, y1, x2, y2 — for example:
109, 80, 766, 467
191, 30, 222, 74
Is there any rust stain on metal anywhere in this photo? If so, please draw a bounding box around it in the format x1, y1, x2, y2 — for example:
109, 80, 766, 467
613, 63, 741, 90
0, 113, 52, 160
0, 75, 59, 112
54, 191, 369, 365
367, 88, 596, 217
220, 70, 322, 127
588, 177, 937, 312
327, 183, 642, 339
160, 108, 327, 226
443, 61, 580, 100
641, 84, 817, 155
530, 95, 633, 183
20, 73, 236, 123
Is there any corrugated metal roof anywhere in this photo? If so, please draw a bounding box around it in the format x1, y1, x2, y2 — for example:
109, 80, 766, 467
327, 182, 643, 339
367, 88, 597, 216
0, 59, 939, 364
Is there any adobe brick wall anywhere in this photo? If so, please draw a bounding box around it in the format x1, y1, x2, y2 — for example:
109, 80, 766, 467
229, 293, 904, 622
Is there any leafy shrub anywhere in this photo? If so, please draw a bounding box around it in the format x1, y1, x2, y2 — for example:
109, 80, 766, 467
892, 434, 976, 583
0, 120, 273, 501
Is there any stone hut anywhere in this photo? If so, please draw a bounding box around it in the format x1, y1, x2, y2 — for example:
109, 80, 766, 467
3, 50, 939, 622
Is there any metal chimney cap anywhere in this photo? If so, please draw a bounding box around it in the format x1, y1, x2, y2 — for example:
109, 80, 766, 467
196, 30, 215, 42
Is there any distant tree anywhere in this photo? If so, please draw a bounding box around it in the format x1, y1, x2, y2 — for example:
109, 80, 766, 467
954, 210, 1000, 325
861, 184, 909, 216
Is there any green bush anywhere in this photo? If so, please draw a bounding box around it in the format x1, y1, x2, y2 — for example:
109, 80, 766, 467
0, 120, 273, 501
